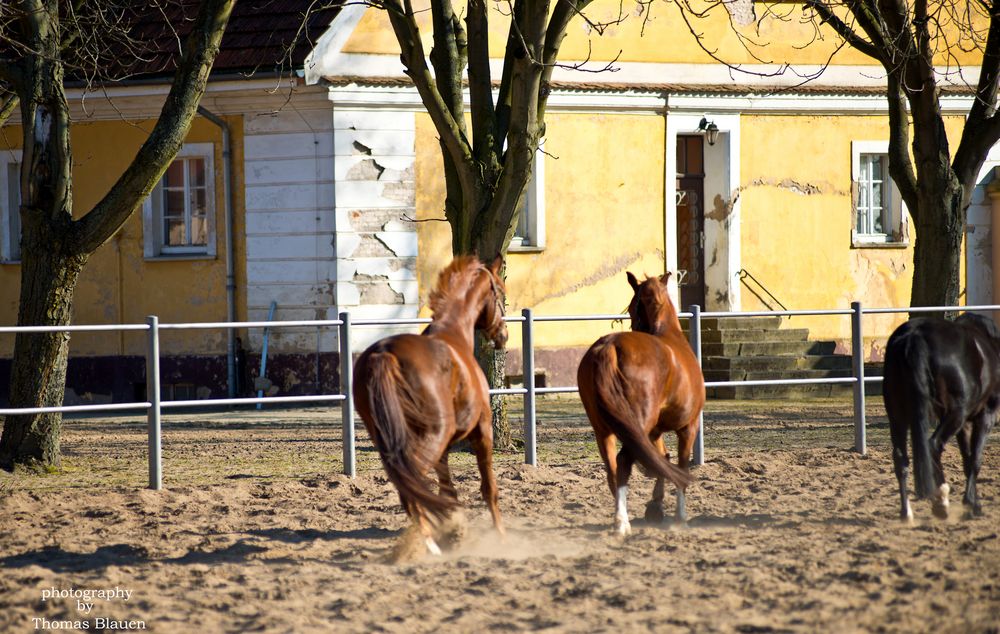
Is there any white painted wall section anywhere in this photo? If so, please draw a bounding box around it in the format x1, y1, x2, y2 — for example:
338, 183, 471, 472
243, 105, 338, 353
331, 102, 419, 349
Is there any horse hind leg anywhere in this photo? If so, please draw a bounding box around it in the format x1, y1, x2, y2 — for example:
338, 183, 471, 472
614, 446, 636, 536
644, 435, 668, 524
434, 453, 467, 549
470, 430, 505, 537
888, 413, 913, 522
671, 419, 699, 527
958, 412, 992, 518
885, 380, 920, 522
929, 410, 966, 520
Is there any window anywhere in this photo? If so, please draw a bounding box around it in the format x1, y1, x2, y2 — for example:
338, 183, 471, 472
510, 144, 545, 251
143, 143, 216, 258
851, 141, 907, 246
0, 150, 21, 263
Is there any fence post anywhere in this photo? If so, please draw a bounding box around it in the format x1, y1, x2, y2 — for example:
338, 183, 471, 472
146, 316, 162, 490
339, 312, 356, 478
689, 304, 705, 466
851, 301, 867, 455
522, 308, 537, 466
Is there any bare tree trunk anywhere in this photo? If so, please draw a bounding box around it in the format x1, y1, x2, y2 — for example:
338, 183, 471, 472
476, 333, 513, 450
0, 245, 86, 468
910, 183, 966, 310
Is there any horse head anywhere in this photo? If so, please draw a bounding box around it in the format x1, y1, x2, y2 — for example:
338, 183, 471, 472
476, 254, 508, 350
626, 271, 679, 335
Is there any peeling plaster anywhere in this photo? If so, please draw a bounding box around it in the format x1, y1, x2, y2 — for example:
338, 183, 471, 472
706, 194, 733, 223
741, 178, 847, 197
346, 158, 386, 181
352, 141, 372, 155
381, 180, 416, 204
355, 273, 405, 304
349, 209, 407, 232
530, 252, 645, 306
355, 235, 396, 258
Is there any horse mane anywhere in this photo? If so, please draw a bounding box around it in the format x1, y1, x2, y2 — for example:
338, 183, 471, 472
428, 256, 485, 318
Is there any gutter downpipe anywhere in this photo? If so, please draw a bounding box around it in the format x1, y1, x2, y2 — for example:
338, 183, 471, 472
198, 106, 237, 398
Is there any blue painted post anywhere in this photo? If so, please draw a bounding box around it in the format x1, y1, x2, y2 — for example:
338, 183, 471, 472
688, 305, 704, 466
851, 301, 867, 455
522, 308, 537, 466
339, 312, 356, 478
256, 300, 277, 410
146, 316, 162, 490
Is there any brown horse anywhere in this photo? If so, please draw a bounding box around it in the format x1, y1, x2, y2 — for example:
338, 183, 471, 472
577, 272, 704, 535
353, 255, 508, 560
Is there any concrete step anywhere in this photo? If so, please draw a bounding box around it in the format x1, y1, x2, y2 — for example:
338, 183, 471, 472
708, 382, 883, 399
701, 340, 837, 357
703, 367, 851, 382
696, 316, 784, 331
705, 354, 853, 372
698, 328, 812, 344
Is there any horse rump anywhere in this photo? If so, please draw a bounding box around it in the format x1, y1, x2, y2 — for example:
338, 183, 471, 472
361, 351, 458, 519
583, 341, 692, 489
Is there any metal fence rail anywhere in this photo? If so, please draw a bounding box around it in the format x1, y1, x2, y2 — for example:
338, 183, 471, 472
2, 302, 1000, 489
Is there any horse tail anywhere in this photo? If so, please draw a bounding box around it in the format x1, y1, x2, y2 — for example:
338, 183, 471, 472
884, 327, 935, 498
589, 343, 692, 490
364, 352, 457, 519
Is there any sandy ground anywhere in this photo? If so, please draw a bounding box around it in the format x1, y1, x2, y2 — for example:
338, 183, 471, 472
1, 398, 998, 633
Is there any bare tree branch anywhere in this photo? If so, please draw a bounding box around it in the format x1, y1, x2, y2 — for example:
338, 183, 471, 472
804, 1, 883, 61
466, 0, 497, 165
73, 0, 237, 253
377, 0, 477, 195
885, 73, 919, 213
0, 89, 17, 127
954, 0, 1000, 185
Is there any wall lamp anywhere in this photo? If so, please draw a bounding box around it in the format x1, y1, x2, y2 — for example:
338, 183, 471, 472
698, 117, 720, 146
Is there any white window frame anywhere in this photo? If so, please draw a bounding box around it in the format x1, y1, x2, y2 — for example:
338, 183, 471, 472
509, 144, 546, 252
851, 141, 908, 247
0, 149, 22, 263
143, 143, 217, 259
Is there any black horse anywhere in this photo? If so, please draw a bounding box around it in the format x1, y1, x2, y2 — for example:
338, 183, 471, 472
883, 313, 1000, 521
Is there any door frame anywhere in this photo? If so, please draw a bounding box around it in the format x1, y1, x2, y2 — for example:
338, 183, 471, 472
665, 112, 741, 311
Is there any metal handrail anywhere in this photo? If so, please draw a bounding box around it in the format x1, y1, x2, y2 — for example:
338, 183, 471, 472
737, 268, 788, 313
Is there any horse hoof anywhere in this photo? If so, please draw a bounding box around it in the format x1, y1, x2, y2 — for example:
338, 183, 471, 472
614, 521, 632, 537
435, 511, 468, 550
931, 502, 949, 520
425, 537, 443, 556
388, 534, 427, 563
644, 504, 665, 524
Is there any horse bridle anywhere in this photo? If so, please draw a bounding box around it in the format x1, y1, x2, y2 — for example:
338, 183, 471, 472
480, 266, 507, 327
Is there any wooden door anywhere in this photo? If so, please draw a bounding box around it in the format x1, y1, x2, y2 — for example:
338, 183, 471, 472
676, 135, 706, 309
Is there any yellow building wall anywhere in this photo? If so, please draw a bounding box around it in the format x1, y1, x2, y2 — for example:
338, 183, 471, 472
739, 112, 968, 353
415, 111, 667, 348
0, 116, 244, 357
342, 1, 984, 68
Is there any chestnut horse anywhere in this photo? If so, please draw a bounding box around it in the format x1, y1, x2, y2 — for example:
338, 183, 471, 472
353, 256, 508, 560
577, 272, 703, 535
883, 313, 999, 521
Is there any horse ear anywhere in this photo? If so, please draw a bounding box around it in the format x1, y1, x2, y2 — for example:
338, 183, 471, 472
488, 254, 504, 275
659, 272, 672, 286
627, 271, 640, 292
